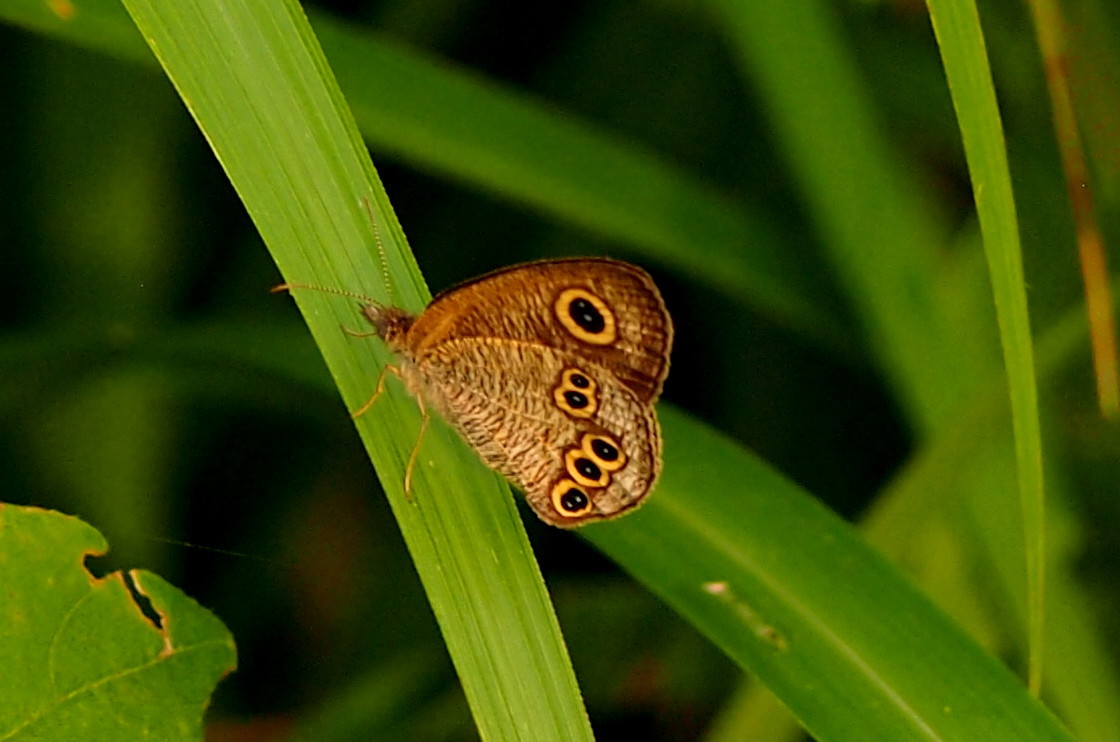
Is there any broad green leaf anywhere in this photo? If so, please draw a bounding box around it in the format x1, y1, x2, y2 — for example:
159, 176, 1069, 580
0, 504, 235, 741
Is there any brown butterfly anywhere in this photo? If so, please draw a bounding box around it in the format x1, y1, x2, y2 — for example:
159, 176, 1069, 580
288, 258, 672, 527
359, 258, 672, 527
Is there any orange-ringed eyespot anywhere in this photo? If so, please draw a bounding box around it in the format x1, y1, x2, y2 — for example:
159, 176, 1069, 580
550, 479, 593, 517
565, 448, 610, 487
555, 288, 617, 345
554, 367, 598, 419
580, 433, 627, 472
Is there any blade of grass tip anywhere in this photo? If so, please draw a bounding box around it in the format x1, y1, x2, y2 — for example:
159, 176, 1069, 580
924, 0, 1047, 695
1024, 0, 1120, 416
118, 1, 593, 739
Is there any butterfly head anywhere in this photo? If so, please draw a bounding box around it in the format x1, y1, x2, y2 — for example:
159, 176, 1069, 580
361, 303, 415, 350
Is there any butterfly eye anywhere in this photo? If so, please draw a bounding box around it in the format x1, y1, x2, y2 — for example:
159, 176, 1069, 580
581, 433, 627, 472
550, 479, 594, 517
554, 288, 617, 345
565, 449, 610, 487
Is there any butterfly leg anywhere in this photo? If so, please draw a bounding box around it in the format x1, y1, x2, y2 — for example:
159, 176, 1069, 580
351, 363, 401, 419
402, 395, 430, 497
350, 364, 427, 499
342, 324, 381, 339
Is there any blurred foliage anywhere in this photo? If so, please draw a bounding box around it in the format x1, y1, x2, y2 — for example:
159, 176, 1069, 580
1, 0, 1118, 740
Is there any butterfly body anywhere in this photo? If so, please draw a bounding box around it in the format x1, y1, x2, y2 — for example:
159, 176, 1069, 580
363, 258, 672, 527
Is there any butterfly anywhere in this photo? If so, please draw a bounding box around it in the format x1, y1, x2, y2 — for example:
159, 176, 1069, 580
355, 258, 672, 527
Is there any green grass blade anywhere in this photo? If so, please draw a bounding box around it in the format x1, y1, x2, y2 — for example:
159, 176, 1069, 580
311, 17, 825, 328
1026, 0, 1120, 415
100, 309, 1080, 740
862, 283, 1120, 741
116, 1, 592, 739
4, 1, 1089, 737
3, 297, 1096, 740
1, 0, 846, 351
710, 0, 975, 432
925, 0, 1047, 694
584, 407, 1073, 741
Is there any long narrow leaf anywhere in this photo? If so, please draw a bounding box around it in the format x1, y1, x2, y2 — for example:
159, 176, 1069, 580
118, 1, 593, 739
925, 0, 1048, 694
2, 0, 846, 351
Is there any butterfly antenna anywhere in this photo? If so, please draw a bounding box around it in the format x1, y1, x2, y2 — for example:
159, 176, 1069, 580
362, 195, 394, 299
271, 281, 378, 305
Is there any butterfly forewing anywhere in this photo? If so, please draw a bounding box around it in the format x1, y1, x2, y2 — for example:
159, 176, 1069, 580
406, 259, 672, 403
